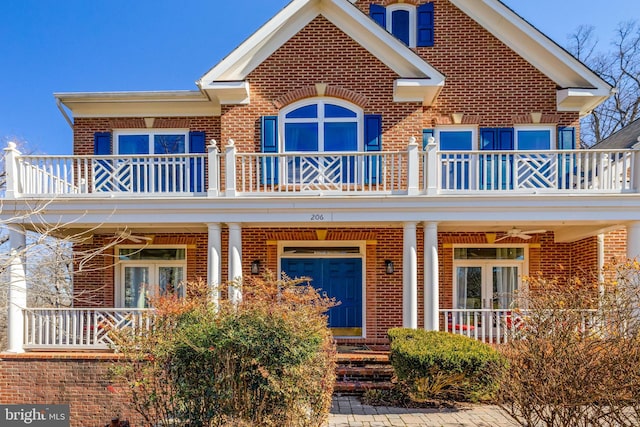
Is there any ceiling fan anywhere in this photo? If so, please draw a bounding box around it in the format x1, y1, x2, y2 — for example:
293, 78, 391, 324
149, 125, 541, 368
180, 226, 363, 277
494, 228, 547, 242
114, 229, 154, 244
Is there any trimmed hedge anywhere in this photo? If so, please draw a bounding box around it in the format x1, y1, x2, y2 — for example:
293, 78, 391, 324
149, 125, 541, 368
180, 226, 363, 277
388, 328, 507, 402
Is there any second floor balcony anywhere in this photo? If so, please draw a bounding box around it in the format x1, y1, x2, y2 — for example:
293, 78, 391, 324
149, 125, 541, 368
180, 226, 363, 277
4, 139, 640, 200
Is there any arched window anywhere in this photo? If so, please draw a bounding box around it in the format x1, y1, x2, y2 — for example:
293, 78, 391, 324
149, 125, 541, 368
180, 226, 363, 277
370, 3, 435, 48
280, 98, 363, 153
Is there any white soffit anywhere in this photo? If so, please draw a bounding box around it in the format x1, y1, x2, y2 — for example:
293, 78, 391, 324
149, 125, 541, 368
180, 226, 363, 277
198, 0, 445, 105
55, 91, 220, 118
449, 0, 612, 114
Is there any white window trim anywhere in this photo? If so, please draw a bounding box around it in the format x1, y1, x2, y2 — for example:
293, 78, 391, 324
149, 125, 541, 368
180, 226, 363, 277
115, 245, 188, 308
279, 98, 364, 153
386, 3, 417, 48
451, 244, 529, 311
514, 125, 556, 150
113, 129, 190, 155
277, 240, 367, 339
435, 126, 479, 151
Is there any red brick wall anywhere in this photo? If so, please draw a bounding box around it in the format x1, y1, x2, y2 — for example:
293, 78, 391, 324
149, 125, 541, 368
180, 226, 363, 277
73, 117, 221, 156
605, 228, 628, 264
0, 354, 142, 427
355, 0, 580, 130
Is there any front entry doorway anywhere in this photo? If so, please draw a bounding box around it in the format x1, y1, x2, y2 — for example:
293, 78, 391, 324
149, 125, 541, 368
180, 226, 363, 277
281, 250, 363, 337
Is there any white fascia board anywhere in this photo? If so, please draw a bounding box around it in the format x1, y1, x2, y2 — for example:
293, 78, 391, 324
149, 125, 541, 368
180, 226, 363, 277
449, 0, 612, 95
55, 91, 220, 117
557, 88, 612, 116
198, 0, 445, 86
394, 79, 445, 105
198, 0, 319, 84
201, 81, 251, 105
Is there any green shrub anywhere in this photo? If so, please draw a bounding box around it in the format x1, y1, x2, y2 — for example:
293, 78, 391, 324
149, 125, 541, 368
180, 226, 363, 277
388, 328, 506, 402
111, 276, 336, 427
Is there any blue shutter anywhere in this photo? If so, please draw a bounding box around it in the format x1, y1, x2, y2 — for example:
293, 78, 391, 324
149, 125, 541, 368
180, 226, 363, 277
558, 127, 577, 189
188, 131, 206, 153
370, 4, 386, 28
422, 129, 435, 150
417, 2, 434, 47
558, 127, 576, 149
479, 128, 514, 190
364, 115, 382, 185
94, 132, 111, 155
261, 116, 278, 185
480, 128, 513, 150
188, 131, 206, 192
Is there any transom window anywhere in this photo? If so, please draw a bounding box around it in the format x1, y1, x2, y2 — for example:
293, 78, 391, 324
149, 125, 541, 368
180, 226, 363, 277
280, 99, 363, 152
114, 129, 189, 155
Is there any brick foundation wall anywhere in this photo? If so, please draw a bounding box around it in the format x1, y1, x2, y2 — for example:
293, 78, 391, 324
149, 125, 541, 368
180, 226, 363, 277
0, 353, 142, 427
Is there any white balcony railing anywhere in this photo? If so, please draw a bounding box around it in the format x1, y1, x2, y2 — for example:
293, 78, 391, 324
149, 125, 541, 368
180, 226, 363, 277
23, 308, 152, 350
435, 149, 636, 193
4, 140, 639, 198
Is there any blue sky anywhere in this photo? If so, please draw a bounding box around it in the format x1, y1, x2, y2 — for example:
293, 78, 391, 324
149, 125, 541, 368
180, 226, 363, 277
0, 0, 637, 155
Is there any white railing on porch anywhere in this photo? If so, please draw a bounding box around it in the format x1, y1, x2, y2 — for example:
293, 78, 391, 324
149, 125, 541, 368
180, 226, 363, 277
440, 308, 600, 344
23, 308, 152, 350
435, 149, 636, 193
4, 140, 640, 198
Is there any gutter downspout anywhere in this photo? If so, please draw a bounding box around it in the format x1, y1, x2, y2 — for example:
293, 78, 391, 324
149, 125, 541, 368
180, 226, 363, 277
597, 233, 605, 304
56, 98, 74, 129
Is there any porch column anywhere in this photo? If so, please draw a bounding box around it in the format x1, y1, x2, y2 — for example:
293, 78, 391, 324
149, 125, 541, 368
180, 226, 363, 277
7, 224, 27, 353
207, 223, 222, 307
627, 221, 640, 260
423, 222, 439, 331
228, 223, 243, 304
403, 222, 418, 329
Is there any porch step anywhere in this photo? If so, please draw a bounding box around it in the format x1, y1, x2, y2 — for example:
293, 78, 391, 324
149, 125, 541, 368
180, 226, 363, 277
334, 351, 395, 396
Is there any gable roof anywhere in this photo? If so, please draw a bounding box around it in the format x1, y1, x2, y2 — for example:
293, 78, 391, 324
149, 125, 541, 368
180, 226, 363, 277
199, 0, 612, 115
197, 0, 446, 107
592, 118, 640, 150
451, 0, 612, 115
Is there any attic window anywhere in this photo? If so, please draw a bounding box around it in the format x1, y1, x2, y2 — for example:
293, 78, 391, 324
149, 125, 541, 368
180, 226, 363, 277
370, 3, 434, 48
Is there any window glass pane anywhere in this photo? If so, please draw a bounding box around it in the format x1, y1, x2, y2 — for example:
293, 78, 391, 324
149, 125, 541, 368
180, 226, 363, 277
286, 105, 318, 119
285, 123, 319, 151
154, 134, 186, 154
391, 9, 411, 45
440, 131, 472, 151
454, 247, 524, 260
325, 104, 357, 118
124, 266, 149, 308
119, 135, 150, 154
325, 122, 357, 151
517, 130, 551, 150
119, 248, 186, 261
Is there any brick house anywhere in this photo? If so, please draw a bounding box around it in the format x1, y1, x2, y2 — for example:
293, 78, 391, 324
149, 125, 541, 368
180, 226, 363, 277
4, 0, 639, 354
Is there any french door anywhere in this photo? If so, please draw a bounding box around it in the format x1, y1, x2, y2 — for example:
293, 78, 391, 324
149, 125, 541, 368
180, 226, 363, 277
454, 263, 520, 333
121, 264, 185, 308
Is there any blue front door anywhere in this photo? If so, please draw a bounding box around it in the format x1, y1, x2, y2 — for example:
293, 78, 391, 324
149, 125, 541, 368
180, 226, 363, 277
281, 258, 363, 335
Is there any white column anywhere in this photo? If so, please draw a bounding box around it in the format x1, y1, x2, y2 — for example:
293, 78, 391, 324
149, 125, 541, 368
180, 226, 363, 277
407, 137, 419, 196
7, 224, 27, 353
207, 223, 222, 308
425, 136, 438, 195
424, 222, 439, 331
228, 223, 243, 304
4, 142, 21, 199
403, 222, 418, 329
225, 139, 237, 197
207, 140, 219, 197
627, 221, 640, 260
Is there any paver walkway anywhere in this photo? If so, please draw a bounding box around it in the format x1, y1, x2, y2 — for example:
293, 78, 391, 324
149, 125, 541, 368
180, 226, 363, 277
327, 396, 518, 427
